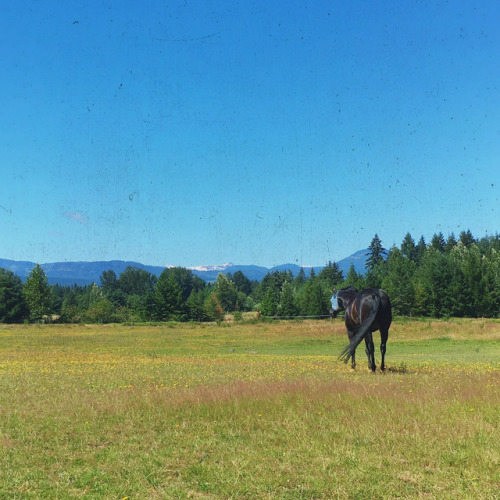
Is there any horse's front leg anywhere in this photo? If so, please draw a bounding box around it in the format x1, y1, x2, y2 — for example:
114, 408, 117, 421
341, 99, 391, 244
364, 332, 376, 372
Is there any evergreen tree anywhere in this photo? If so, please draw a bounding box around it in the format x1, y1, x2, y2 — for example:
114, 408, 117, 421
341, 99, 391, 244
317, 261, 344, 288
416, 235, 427, 264
366, 234, 387, 271
214, 273, 238, 312
165, 267, 204, 301
278, 281, 297, 318
0, 269, 26, 323
254, 270, 291, 303
444, 233, 457, 253
416, 249, 459, 317
232, 270, 254, 296
459, 229, 476, 248
382, 248, 416, 316
343, 264, 365, 291
152, 267, 205, 321
293, 267, 307, 288
451, 242, 498, 317
478, 247, 500, 317
154, 271, 184, 321
401, 233, 417, 262
187, 289, 207, 321
430, 232, 445, 252
364, 263, 387, 289
297, 278, 328, 316
260, 286, 279, 316
23, 264, 52, 322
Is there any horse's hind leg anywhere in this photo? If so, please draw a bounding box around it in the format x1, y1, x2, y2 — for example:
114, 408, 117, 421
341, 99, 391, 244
380, 328, 389, 371
364, 332, 376, 372
347, 330, 357, 369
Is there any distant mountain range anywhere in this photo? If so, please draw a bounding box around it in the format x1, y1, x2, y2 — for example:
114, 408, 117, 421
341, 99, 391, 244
0, 250, 368, 286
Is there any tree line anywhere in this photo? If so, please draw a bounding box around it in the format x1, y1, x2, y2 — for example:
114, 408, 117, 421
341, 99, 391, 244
370, 231, 500, 318
0, 229, 499, 324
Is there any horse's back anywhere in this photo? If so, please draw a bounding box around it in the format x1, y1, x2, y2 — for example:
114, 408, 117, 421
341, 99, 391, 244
359, 288, 392, 330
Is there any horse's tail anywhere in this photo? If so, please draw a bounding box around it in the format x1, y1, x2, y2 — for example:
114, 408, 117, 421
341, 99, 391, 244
339, 293, 381, 363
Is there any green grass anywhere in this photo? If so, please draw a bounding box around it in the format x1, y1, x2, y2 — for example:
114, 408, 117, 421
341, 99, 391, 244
0, 319, 499, 498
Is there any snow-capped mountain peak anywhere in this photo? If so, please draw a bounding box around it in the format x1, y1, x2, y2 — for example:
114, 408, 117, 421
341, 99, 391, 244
187, 263, 234, 272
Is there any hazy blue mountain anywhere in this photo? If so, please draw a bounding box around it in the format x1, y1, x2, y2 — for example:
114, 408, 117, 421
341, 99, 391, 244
0, 259, 166, 286
337, 248, 369, 275
0, 250, 368, 286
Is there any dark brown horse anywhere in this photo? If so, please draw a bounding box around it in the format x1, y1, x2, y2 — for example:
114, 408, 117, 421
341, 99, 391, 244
336, 286, 392, 372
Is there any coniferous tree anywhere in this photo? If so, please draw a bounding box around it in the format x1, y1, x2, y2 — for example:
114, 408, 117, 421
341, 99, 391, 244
152, 267, 205, 321
317, 261, 344, 288
430, 232, 445, 252
214, 273, 238, 312
187, 289, 207, 321
416, 249, 458, 317
260, 286, 279, 316
0, 269, 26, 323
254, 270, 291, 304
23, 264, 52, 322
382, 247, 416, 316
459, 229, 476, 248
293, 268, 307, 288
366, 234, 387, 271
278, 281, 297, 318
232, 270, 254, 296
416, 235, 427, 264
479, 247, 500, 317
444, 233, 457, 253
343, 264, 365, 291
154, 271, 184, 321
297, 278, 328, 316
401, 233, 417, 262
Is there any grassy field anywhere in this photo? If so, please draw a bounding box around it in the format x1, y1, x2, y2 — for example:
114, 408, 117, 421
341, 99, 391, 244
0, 318, 498, 499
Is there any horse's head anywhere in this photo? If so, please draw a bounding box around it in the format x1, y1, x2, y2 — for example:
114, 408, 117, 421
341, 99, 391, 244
337, 286, 358, 310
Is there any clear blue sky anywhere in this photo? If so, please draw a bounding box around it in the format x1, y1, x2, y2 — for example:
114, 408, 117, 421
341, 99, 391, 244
1, 1, 499, 268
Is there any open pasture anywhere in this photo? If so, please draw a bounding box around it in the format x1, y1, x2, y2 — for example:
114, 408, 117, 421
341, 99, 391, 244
0, 318, 499, 499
